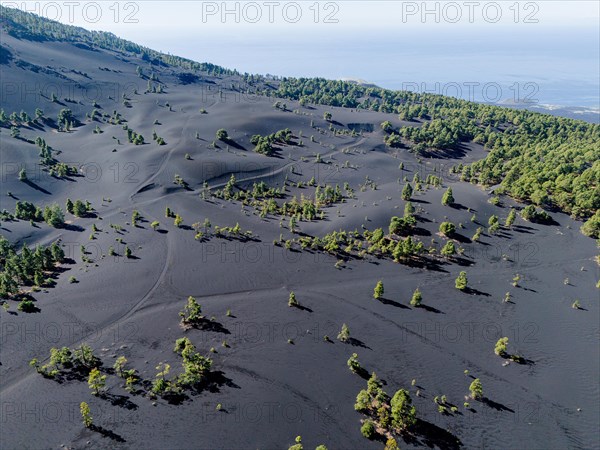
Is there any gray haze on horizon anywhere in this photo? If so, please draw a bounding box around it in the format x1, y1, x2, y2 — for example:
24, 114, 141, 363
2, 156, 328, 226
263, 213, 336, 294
4, 1, 599, 107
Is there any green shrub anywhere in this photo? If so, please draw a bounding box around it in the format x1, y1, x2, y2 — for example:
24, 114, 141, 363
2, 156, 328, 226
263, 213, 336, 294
360, 420, 376, 439
18, 299, 36, 312
439, 221, 456, 236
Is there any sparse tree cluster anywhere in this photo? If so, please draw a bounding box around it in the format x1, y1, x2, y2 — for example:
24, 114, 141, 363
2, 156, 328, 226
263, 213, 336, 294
354, 372, 417, 440
30, 344, 99, 378
251, 128, 294, 156
0, 237, 64, 299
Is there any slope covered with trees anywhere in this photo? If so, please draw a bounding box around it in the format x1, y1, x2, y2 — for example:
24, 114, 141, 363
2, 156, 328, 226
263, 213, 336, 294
0, 6, 235, 76
275, 77, 599, 224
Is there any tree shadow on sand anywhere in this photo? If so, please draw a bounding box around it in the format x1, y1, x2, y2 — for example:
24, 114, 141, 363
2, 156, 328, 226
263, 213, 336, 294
353, 366, 370, 380
378, 297, 410, 310
402, 418, 463, 450
419, 303, 444, 314
462, 287, 491, 297
167, 370, 241, 405
452, 256, 475, 267
513, 225, 536, 233
346, 337, 371, 350
23, 179, 51, 195
517, 286, 537, 293
448, 202, 470, 211
100, 393, 138, 410
402, 257, 449, 273
201, 370, 241, 393
290, 303, 313, 312
187, 318, 230, 334
222, 138, 246, 151
176, 370, 241, 404
481, 397, 515, 413
44, 366, 90, 384
62, 223, 85, 232
501, 353, 535, 366
216, 234, 260, 243
449, 232, 471, 244
89, 425, 126, 443
412, 226, 431, 237
424, 142, 470, 160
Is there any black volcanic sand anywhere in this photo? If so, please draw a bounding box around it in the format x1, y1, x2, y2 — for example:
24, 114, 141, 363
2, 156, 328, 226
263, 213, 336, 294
0, 32, 598, 450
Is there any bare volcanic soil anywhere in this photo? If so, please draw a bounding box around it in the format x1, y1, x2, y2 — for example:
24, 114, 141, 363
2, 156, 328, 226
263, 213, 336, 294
0, 30, 599, 450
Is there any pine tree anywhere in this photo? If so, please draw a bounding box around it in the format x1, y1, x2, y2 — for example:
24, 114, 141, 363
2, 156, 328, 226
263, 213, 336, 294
88, 368, 106, 395
288, 291, 298, 307
488, 215, 499, 234
455, 271, 468, 290
385, 438, 400, 450
337, 323, 350, 342
174, 214, 183, 227
113, 356, 127, 377
373, 280, 384, 299
390, 389, 417, 431
401, 183, 413, 201
441, 241, 456, 256
73, 200, 86, 217
180, 296, 203, 324
361, 420, 376, 438
347, 353, 360, 372
441, 187, 454, 206
410, 288, 422, 307
469, 378, 483, 399
216, 129, 228, 141
80, 402, 92, 427
494, 337, 508, 356
50, 241, 65, 262
223, 174, 236, 199
288, 436, 303, 450
505, 208, 516, 227
44, 204, 64, 228
439, 221, 456, 236
380, 121, 393, 132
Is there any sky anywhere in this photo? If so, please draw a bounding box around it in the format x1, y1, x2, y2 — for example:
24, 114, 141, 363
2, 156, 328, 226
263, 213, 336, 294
2, 1, 599, 106
4, 1, 597, 31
